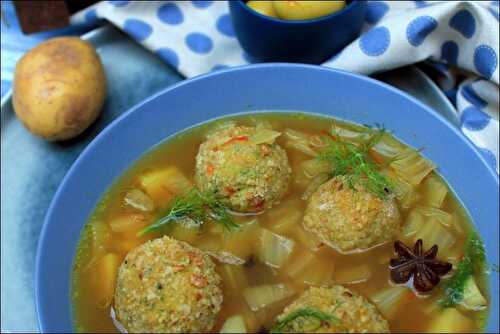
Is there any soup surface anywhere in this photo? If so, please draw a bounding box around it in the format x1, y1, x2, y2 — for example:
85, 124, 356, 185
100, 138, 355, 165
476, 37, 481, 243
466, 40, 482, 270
72, 113, 489, 333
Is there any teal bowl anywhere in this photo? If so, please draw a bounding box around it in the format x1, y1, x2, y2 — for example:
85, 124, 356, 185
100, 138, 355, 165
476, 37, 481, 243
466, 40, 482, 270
229, 0, 367, 63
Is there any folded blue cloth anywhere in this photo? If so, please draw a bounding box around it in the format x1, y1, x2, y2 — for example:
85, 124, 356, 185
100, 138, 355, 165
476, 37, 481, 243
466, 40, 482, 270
72, 0, 499, 172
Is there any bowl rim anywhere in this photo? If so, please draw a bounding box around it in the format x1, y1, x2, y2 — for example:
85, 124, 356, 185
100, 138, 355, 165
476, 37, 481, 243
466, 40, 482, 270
35, 63, 499, 332
234, 0, 362, 25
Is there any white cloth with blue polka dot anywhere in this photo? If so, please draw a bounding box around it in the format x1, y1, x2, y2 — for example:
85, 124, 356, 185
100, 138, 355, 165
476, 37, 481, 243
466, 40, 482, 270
73, 0, 499, 172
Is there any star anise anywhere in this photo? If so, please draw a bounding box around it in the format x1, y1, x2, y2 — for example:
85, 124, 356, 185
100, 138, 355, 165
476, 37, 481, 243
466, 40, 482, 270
389, 239, 452, 293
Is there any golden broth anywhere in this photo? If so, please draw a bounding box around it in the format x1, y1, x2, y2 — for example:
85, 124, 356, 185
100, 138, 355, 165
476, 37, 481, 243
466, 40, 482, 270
72, 113, 489, 333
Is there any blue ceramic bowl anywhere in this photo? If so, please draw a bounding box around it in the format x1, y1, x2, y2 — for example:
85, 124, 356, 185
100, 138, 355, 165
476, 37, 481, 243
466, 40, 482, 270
229, 0, 367, 63
35, 64, 499, 332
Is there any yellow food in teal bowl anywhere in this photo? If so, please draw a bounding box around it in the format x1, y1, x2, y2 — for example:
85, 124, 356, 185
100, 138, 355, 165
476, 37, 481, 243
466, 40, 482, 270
229, 0, 367, 63
248, 1, 346, 20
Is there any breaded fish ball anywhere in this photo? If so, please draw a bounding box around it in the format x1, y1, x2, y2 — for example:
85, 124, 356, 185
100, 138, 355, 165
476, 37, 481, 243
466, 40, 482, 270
274, 285, 389, 333
114, 236, 223, 333
303, 176, 400, 253
195, 125, 291, 212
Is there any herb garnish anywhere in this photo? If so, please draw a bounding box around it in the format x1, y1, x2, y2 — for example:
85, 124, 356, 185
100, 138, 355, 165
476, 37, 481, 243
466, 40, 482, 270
270, 307, 338, 333
138, 188, 239, 236
439, 232, 486, 307
318, 127, 393, 199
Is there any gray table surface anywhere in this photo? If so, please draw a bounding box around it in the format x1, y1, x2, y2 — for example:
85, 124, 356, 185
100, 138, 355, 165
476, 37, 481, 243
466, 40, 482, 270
0, 24, 457, 332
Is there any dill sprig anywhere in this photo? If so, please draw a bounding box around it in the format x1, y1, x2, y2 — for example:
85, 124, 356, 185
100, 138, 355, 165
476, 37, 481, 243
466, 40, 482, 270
318, 127, 393, 199
138, 188, 239, 236
439, 232, 486, 307
270, 307, 339, 333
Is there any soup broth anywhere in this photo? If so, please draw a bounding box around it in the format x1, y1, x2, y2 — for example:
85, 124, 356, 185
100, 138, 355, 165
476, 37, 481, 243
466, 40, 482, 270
72, 113, 489, 333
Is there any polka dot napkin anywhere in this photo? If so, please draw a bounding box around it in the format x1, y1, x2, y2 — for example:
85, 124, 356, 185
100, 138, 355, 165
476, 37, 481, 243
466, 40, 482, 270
73, 0, 499, 172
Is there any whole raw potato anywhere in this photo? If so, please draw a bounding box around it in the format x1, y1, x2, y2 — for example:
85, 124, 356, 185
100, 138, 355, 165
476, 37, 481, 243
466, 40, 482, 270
13, 37, 106, 140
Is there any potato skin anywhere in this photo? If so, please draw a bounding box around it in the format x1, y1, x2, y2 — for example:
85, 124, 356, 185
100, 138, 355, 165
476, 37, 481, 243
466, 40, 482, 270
13, 37, 106, 141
